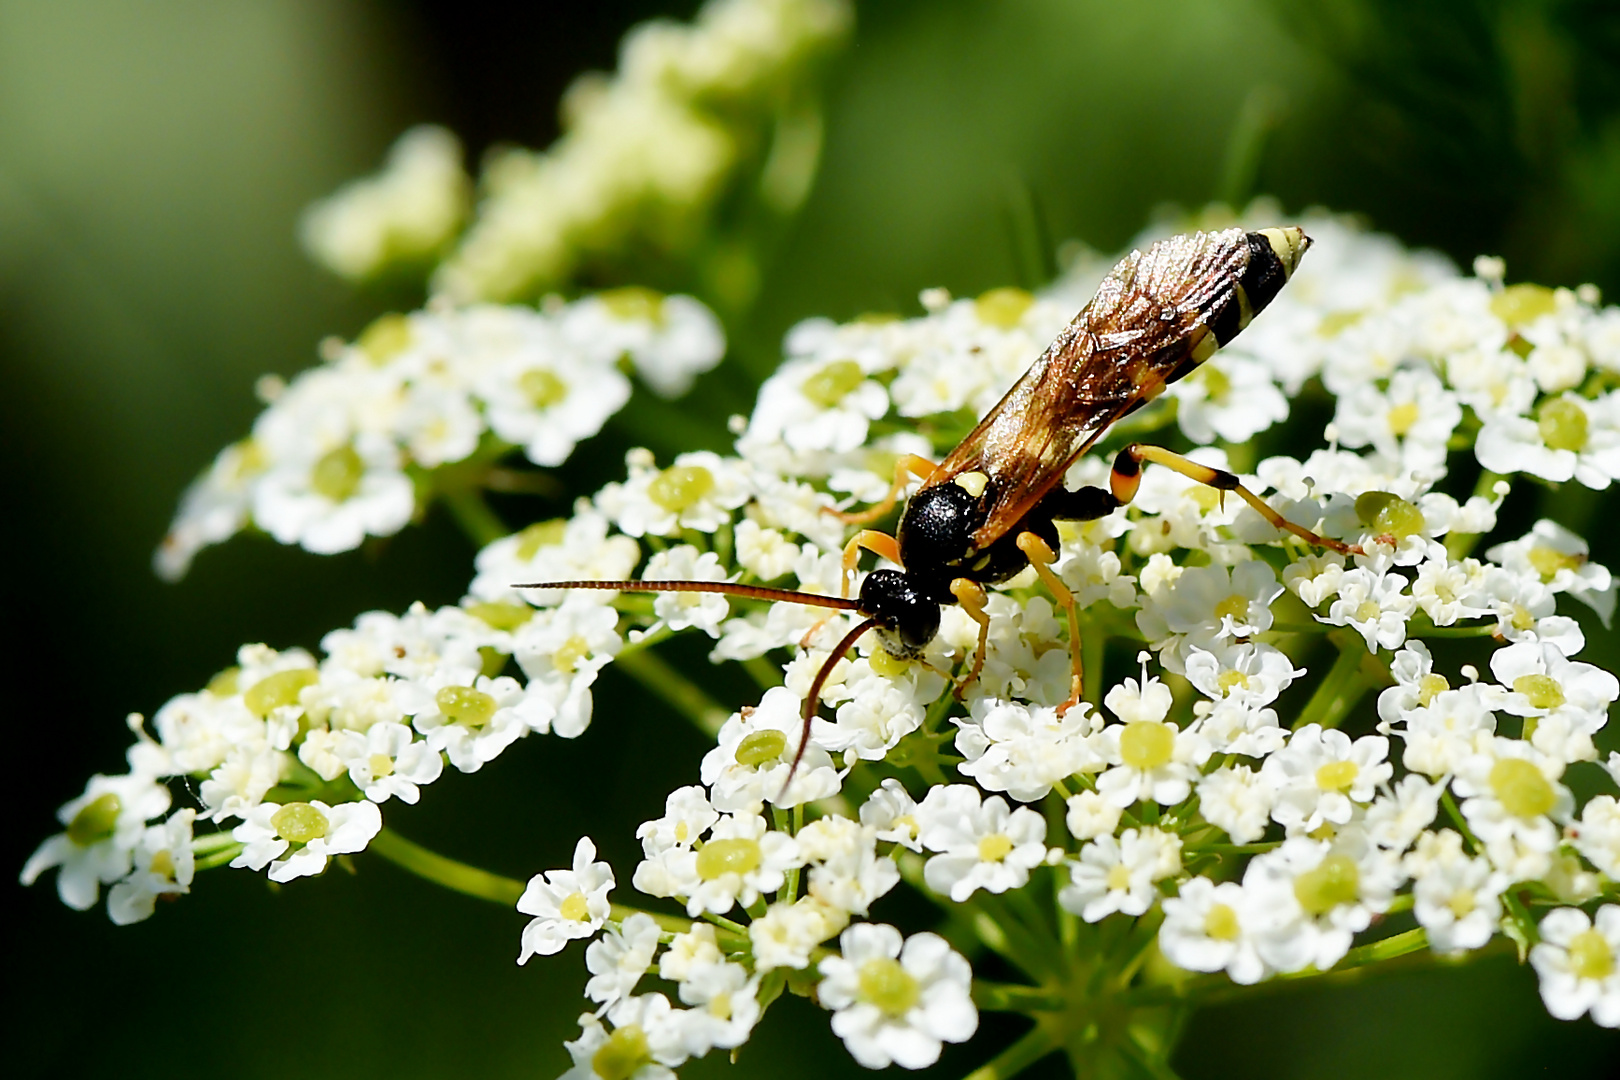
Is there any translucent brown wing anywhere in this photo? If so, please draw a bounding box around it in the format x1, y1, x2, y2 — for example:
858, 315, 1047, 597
924, 228, 1253, 547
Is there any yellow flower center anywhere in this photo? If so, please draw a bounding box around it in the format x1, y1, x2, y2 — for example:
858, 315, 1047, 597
1204, 902, 1241, 941
800, 359, 865, 408
696, 838, 762, 881
1568, 928, 1616, 981
67, 793, 122, 847
1489, 758, 1556, 819
558, 891, 591, 922
270, 802, 329, 844
436, 685, 496, 728
978, 834, 1015, 863
1316, 760, 1360, 792
858, 956, 921, 1016
591, 1024, 651, 1080
1120, 720, 1175, 770
310, 445, 364, 502
1294, 853, 1360, 915
647, 465, 716, 512
1512, 674, 1566, 711
1386, 401, 1420, 436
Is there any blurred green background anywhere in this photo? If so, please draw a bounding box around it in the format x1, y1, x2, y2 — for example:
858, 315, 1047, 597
6, 1, 1618, 1077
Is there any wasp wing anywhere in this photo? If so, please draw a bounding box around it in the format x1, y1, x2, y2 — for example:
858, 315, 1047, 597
926, 228, 1252, 547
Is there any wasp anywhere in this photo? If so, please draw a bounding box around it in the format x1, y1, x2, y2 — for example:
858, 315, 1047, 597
519, 226, 1355, 786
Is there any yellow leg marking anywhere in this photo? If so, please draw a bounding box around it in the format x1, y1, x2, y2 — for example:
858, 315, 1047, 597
828, 454, 937, 525
1016, 533, 1084, 716
1113, 444, 1361, 556
839, 529, 903, 598
949, 578, 991, 699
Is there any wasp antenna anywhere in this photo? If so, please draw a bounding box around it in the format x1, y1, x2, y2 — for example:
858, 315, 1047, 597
780, 616, 878, 803
511, 579, 862, 612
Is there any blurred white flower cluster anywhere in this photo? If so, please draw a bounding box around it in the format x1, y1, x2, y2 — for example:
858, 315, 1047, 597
299, 125, 471, 282
31, 205, 1620, 1077
435, 0, 854, 303
155, 290, 723, 578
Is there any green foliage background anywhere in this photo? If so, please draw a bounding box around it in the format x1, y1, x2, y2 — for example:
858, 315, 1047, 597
5, 1, 1618, 1076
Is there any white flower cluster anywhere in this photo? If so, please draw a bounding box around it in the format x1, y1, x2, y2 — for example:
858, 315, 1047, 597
298, 125, 471, 282
21, 587, 632, 903
33, 209, 1620, 1076
155, 291, 724, 578
434, 0, 853, 302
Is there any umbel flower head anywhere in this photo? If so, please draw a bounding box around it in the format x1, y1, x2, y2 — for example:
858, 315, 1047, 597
28, 194, 1620, 1077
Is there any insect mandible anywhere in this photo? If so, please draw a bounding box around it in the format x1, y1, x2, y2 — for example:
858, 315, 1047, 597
519, 226, 1357, 790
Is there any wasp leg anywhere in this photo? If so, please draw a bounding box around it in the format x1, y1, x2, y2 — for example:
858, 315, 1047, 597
827, 454, 937, 525
1111, 444, 1361, 556
801, 529, 903, 649
1015, 532, 1084, 716
1039, 483, 1121, 523
949, 578, 991, 700
839, 529, 902, 599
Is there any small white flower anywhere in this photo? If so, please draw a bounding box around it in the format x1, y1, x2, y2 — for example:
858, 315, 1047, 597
1158, 876, 1269, 984
1363, 775, 1443, 852
22, 773, 174, 911
513, 601, 624, 739
585, 912, 662, 1009
1059, 827, 1181, 922
1529, 906, 1620, 1027
252, 436, 415, 555
1094, 674, 1211, 808
516, 836, 615, 963
229, 799, 383, 883
1406, 830, 1508, 953
917, 785, 1047, 902
560, 290, 725, 398
701, 686, 841, 810
105, 809, 197, 925
860, 778, 924, 852
478, 327, 632, 468
664, 811, 802, 918
298, 125, 468, 281
1242, 834, 1403, 974
1171, 354, 1290, 445
1064, 789, 1124, 843
1490, 639, 1618, 765
1197, 765, 1276, 844
1571, 795, 1620, 878
953, 697, 1101, 802
1320, 567, 1417, 651
1262, 724, 1392, 836
749, 897, 848, 972
473, 509, 641, 607
597, 449, 752, 538
1489, 519, 1616, 624
335, 721, 443, 803
1452, 737, 1574, 881
817, 923, 978, 1070
1477, 390, 1620, 490
644, 545, 734, 638
410, 673, 532, 771
636, 785, 719, 858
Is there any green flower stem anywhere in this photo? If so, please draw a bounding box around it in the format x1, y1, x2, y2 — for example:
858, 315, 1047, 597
973, 981, 1066, 1013
896, 852, 1061, 981
614, 648, 731, 739
741, 654, 784, 691
443, 486, 510, 548
1441, 789, 1481, 850
369, 828, 739, 944
702, 911, 751, 938
370, 827, 526, 905
1188, 841, 1282, 856
1267, 621, 1332, 635
1290, 630, 1373, 731
194, 845, 245, 871
1409, 621, 1496, 639
191, 831, 240, 854
961, 1022, 1059, 1080
482, 467, 562, 496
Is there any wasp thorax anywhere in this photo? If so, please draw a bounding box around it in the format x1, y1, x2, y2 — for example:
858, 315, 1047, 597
857, 569, 941, 658
896, 483, 985, 588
